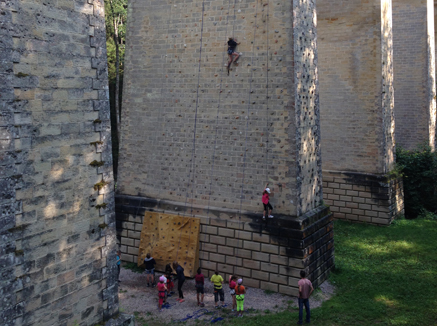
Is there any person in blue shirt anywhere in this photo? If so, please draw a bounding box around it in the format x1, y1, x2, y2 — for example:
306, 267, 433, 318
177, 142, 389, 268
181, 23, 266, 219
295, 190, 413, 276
116, 251, 121, 282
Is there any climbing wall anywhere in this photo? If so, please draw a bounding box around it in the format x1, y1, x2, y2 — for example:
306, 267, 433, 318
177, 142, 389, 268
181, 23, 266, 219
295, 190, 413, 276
118, 0, 322, 217
137, 212, 200, 278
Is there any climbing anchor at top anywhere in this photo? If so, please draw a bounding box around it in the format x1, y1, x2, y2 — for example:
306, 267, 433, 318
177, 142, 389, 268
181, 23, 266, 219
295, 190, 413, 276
227, 37, 240, 75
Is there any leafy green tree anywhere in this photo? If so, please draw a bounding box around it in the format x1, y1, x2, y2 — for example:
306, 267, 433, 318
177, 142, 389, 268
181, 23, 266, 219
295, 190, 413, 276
105, 0, 127, 177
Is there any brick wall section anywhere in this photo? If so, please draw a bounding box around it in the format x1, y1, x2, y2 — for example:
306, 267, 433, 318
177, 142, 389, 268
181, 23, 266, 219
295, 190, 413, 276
393, 0, 436, 150
0, 1, 119, 325
317, 0, 401, 223
119, 0, 322, 217
323, 171, 404, 225
318, 0, 390, 174
115, 195, 334, 296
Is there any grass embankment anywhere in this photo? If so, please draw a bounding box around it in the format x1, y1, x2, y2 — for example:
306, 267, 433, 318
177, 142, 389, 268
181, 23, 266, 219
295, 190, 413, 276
227, 219, 437, 326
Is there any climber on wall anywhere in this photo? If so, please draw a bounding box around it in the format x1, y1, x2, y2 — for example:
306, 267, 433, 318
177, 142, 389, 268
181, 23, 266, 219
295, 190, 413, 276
227, 37, 240, 74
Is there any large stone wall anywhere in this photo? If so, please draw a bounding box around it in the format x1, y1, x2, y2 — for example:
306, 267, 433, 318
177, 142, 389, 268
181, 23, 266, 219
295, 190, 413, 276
118, 0, 322, 217
117, 0, 333, 292
317, 0, 401, 224
0, 1, 119, 325
392, 0, 436, 150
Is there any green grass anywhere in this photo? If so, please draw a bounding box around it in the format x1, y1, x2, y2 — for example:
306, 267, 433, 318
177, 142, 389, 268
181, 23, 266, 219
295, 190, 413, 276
123, 262, 145, 273
226, 219, 437, 326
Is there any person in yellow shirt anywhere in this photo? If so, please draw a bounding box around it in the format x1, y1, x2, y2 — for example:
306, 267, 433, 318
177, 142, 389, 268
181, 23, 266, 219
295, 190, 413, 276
210, 270, 225, 308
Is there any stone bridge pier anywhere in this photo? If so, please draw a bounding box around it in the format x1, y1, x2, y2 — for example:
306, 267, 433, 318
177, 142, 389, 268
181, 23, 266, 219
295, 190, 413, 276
116, 0, 334, 296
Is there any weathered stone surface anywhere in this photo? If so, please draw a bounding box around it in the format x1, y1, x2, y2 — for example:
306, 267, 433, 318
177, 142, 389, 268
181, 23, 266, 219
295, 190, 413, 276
118, 0, 322, 217
0, 0, 119, 325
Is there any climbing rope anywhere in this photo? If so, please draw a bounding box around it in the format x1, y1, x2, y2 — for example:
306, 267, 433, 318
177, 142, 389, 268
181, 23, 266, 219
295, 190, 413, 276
206, 0, 236, 217
142, 0, 177, 258
176, 0, 207, 263
235, 0, 261, 257
264, 1, 271, 178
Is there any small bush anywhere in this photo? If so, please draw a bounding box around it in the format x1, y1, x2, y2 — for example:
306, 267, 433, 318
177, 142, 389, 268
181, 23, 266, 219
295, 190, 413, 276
396, 145, 437, 218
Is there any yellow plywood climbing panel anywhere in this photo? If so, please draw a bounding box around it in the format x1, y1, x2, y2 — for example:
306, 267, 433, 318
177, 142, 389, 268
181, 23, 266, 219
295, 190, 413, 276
137, 212, 200, 278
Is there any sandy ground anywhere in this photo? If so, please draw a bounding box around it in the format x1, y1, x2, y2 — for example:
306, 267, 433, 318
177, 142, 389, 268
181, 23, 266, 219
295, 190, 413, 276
118, 268, 335, 325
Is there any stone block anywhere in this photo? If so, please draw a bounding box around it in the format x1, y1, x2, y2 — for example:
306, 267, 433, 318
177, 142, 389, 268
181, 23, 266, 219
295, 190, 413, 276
217, 246, 234, 256
218, 227, 234, 238
210, 219, 227, 227
226, 220, 244, 230
210, 235, 226, 245
260, 281, 278, 292
243, 240, 260, 251
235, 249, 252, 259
234, 266, 252, 278
243, 278, 259, 288
242, 259, 260, 270
234, 230, 252, 240
121, 238, 134, 247
200, 260, 216, 271
202, 225, 218, 235
261, 244, 279, 255
209, 253, 226, 263
252, 233, 270, 244
226, 256, 242, 266
252, 270, 269, 281
201, 243, 217, 253
270, 255, 288, 266
261, 262, 278, 273
270, 274, 288, 285
127, 247, 138, 256
252, 251, 269, 262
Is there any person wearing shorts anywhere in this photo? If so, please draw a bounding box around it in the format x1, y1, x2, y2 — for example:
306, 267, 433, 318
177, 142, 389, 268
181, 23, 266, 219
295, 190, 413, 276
210, 271, 225, 308
194, 267, 205, 307
235, 278, 246, 317
227, 37, 240, 70
144, 253, 156, 287
262, 183, 274, 219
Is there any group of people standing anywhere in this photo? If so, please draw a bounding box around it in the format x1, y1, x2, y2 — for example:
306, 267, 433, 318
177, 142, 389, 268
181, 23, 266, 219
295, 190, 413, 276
143, 254, 247, 316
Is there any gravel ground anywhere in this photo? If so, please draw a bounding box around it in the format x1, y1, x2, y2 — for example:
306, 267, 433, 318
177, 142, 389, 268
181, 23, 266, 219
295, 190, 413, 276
118, 267, 335, 325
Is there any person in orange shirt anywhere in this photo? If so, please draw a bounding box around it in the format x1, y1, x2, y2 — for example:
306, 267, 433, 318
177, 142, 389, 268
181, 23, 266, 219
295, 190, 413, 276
235, 278, 246, 317
297, 270, 314, 324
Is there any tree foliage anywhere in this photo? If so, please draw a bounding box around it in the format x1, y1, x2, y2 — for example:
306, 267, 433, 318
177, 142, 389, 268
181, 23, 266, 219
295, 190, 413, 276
104, 0, 127, 178
396, 144, 437, 219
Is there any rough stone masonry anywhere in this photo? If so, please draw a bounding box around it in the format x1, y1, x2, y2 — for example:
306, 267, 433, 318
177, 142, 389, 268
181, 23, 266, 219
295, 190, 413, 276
0, 0, 122, 325
318, 0, 405, 225
117, 0, 334, 296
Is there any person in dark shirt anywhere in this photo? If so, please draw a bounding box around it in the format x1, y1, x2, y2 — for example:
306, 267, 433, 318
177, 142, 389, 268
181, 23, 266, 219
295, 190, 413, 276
194, 267, 205, 307
227, 37, 240, 73
165, 263, 175, 295
144, 253, 156, 287
172, 261, 186, 302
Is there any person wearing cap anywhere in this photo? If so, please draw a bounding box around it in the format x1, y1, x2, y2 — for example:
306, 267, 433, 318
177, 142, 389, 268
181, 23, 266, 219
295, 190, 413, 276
235, 278, 246, 317
157, 276, 167, 311
262, 183, 274, 219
